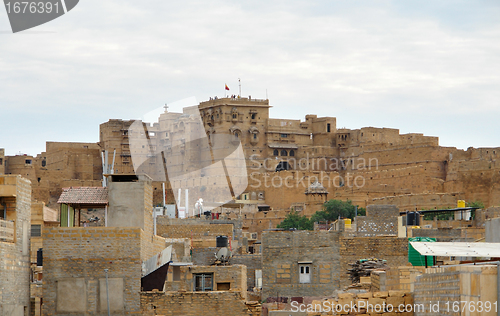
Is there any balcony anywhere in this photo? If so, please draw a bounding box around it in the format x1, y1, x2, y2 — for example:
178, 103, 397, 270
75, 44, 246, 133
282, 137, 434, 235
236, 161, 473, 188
0, 218, 14, 242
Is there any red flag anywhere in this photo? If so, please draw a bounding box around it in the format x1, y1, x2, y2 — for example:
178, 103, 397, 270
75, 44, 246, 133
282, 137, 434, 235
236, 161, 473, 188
225, 84, 230, 90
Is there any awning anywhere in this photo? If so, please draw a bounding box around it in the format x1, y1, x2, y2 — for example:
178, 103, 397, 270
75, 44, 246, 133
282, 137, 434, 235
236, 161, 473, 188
57, 187, 108, 207
170, 262, 193, 266
268, 143, 298, 149
410, 242, 500, 257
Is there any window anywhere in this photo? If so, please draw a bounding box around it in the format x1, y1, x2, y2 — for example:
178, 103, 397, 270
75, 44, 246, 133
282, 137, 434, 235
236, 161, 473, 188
31, 224, 41, 237
273, 149, 279, 156
289, 150, 295, 157
327, 123, 331, 132
41, 160, 46, 167
233, 113, 237, 119
194, 273, 213, 291
251, 113, 256, 120
253, 134, 257, 139
280, 150, 288, 156
25, 159, 32, 165
299, 265, 311, 284
280, 134, 288, 138
0, 158, 2, 165
173, 266, 181, 281
217, 282, 230, 290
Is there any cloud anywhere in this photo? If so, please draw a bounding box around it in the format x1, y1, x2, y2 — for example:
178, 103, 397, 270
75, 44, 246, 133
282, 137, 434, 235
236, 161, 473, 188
0, 0, 499, 155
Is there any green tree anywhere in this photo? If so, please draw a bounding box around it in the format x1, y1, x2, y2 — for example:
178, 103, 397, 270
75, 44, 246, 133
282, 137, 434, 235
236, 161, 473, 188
466, 200, 485, 209
277, 211, 313, 230
311, 199, 365, 222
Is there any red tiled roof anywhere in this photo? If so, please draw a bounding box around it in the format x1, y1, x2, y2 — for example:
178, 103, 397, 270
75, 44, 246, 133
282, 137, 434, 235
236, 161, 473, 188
57, 187, 108, 205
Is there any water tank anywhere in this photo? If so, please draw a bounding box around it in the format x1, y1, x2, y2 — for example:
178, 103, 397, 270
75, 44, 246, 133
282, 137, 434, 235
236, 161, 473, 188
216, 235, 228, 248
37, 248, 43, 266
406, 212, 420, 226
344, 218, 352, 229
457, 200, 466, 208
408, 237, 436, 266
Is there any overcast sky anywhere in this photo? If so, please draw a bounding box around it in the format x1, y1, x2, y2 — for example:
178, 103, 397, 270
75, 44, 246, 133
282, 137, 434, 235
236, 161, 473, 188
1, 0, 499, 156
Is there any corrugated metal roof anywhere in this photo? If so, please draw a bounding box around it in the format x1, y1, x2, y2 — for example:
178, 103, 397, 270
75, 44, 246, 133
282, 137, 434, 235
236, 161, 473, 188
410, 242, 500, 257
57, 187, 108, 205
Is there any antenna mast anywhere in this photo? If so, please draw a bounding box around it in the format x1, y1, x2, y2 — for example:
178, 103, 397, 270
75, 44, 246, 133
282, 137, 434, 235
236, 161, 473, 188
238, 78, 241, 97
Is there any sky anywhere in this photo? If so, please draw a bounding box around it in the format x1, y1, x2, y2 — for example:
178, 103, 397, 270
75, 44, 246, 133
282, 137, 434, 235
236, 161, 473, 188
1, 0, 499, 156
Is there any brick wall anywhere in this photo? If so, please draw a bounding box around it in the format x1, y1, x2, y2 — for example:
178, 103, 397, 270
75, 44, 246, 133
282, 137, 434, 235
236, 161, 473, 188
262, 230, 342, 300
164, 264, 247, 298
140, 291, 259, 316
339, 237, 409, 287
156, 223, 233, 242
192, 247, 217, 266
411, 228, 463, 242
232, 254, 263, 290
356, 205, 399, 236
384, 266, 425, 292
413, 265, 498, 316
42, 227, 143, 316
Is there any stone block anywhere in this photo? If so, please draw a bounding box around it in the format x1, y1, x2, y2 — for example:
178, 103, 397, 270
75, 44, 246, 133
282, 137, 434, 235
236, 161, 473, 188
373, 291, 389, 298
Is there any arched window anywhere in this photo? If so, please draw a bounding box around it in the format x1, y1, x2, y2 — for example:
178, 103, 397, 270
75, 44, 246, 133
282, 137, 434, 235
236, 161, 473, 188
273, 149, 279, 156
289, 150, 295, 157
281, 150, 288, 156
233, 113, 237, 119
253, 133, 257, 139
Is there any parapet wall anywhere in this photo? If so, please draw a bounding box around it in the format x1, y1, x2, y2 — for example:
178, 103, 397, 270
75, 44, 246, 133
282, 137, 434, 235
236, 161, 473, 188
414, 264, 498, 316
140, 291, 259, 316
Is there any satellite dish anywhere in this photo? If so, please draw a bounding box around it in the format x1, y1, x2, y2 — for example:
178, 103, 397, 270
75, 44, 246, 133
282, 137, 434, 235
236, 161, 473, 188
215, 247, 232, 263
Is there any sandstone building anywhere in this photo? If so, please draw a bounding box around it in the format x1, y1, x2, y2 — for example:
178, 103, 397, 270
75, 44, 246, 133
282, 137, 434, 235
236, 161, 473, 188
0, 175, 32, 315
2, 96, 500, 218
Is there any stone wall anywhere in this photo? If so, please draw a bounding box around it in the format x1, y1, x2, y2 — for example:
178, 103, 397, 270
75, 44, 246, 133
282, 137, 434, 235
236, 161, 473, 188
356, 204, 399, 236
411, 227, 463, 242
0, 175, 31, 316
414, 264, 498, 316
5, 142, 102, 208
262, 231, 342, 300
383, 266, 425, 292
192, 247, 217, 266
486, 217, 500, 242
156, 216, 243, 240
164, 264, 247, 297
339, 237, 409, 287
42, 227, 144, 316
157, 223, 233, 241
232, 254, 263, 290
140, 291, 260, 316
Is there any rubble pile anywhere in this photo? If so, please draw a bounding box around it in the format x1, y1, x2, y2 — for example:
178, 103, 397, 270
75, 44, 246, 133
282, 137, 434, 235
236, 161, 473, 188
347, 258, 388, 284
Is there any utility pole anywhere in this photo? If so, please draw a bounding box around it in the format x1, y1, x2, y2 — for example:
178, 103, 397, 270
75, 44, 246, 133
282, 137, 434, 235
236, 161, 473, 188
104, 269, 110, 316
